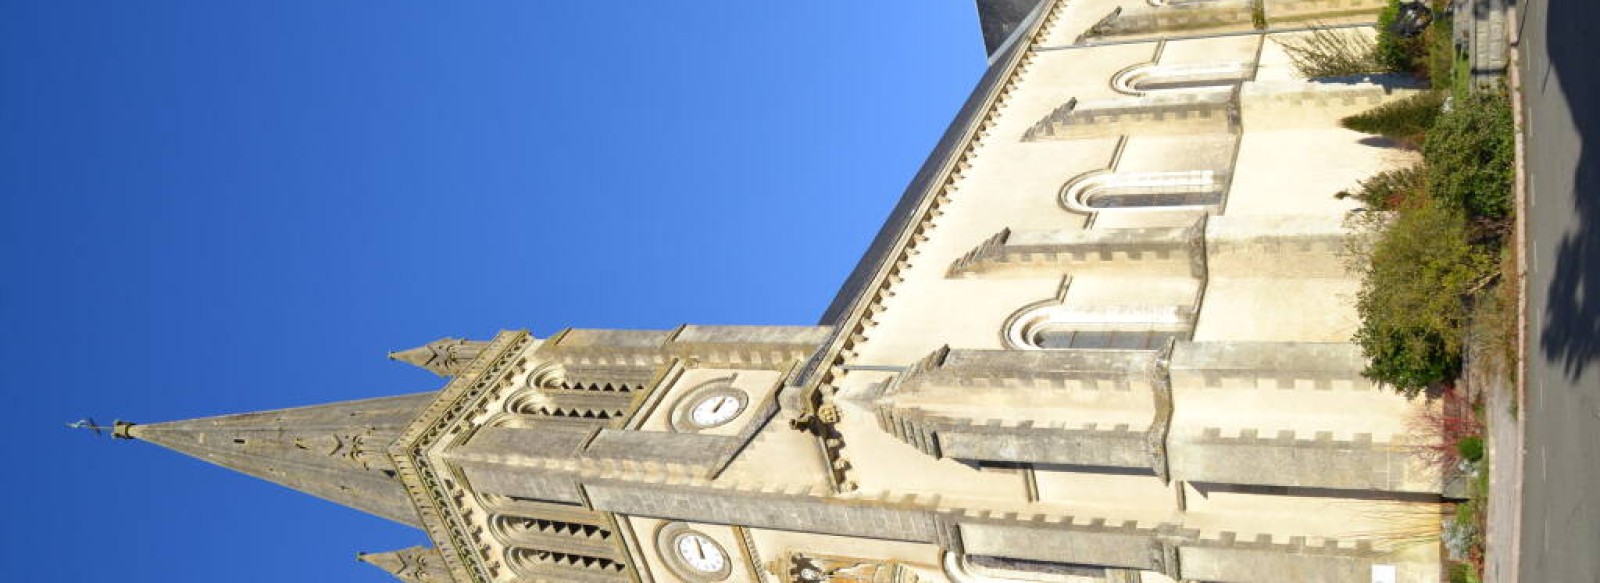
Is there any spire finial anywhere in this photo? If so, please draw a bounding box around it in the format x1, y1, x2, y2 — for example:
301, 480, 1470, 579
65, 418, 107, 436
65, 418, 135, 439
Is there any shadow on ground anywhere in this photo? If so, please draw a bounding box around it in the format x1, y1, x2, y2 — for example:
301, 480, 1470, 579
1537, 0, 1600, 380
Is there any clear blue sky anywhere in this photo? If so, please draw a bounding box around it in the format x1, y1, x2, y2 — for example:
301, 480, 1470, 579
0, 2, 985, 581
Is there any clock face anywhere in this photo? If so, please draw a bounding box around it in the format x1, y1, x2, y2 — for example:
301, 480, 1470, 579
673, 385, 749, 431
690, 394, 744, 427
674, 532, 728, 574
656, 523, 733, 581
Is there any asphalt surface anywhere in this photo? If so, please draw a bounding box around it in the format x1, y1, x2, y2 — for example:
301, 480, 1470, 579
1517, 0, 1600, 580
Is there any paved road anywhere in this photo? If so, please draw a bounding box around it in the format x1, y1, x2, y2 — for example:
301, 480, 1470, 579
1517, 0, 1600, 581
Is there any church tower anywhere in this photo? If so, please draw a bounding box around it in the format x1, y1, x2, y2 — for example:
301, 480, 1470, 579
124, 0, 1457, 581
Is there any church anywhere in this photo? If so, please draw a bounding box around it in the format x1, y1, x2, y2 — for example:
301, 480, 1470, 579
119, 1, 1454, 581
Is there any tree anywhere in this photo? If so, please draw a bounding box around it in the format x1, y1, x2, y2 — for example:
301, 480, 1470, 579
1353, 201, 1493, 396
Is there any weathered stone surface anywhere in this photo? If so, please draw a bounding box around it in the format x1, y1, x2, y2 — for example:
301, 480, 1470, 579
390, 338, 490, 377
359, 546, 453, 582
586, 482, 941, 543
581, 429, 738, 467
126, 393, 435, 526
1169, 428, 1442, 493
959, 521, 1161, 571
457, 461, 585, 505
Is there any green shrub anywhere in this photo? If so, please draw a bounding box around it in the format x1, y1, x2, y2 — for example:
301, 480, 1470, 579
1427, 12, 1458, 91
1375, 0, 1429, 73
1424, 92, 1516, 220
1341, 91, 1445, 145
1274, 26, 1382, 78
1336, 164, 1426, 210
1354, 201, 1494, 396
1457, 435, 1484, 461
1449, 562, 1480, 583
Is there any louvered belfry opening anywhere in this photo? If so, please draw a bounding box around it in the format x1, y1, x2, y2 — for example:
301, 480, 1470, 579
486, 497, 633, 582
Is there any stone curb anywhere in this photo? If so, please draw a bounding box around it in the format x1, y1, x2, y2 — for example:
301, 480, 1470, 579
1502, 3, 1528, 581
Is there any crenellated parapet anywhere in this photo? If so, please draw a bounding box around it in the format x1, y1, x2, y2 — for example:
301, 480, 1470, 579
1166, 341, 1446, 494
948, 218, 1208, 278
953, 513, 1180, 575
1240, 80, 1424, 130
871, 347, 1173, 476
892, 346, 1167, 392
1169, 341, 1374, 392
1170, 426, 1439, 493
1205, 214, 1355, 278
1262, 0, 1387, 23
1022, 93, 1238, 141
1078, 1, 1257, 43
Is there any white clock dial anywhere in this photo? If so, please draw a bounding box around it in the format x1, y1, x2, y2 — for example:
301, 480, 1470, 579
674, 533, 727, 573
690, 394, 743, 427
656, 522, 733, 581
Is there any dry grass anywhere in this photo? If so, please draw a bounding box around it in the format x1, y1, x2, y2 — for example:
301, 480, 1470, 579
1467, 245, 1521, 414
1273, 26, 1382, 78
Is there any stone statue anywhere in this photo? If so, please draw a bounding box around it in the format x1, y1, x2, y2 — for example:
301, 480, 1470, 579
775, 553, 919, 583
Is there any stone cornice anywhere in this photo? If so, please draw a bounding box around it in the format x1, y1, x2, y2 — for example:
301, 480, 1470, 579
388, 329, 534, 583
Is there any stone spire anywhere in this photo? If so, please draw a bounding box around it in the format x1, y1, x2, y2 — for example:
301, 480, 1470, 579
388, 337, 489, 376
121, 392, 436, 526
358, 546, 452, 582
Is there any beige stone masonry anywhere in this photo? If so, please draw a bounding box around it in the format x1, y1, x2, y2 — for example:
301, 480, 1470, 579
1205, 213, 1355, 279
1078, 1, 1257, 43
948, 220, 1207, 279
1262, 0, 1387, 24
1240, 79, 1421, 131
1023, 93, 1237, 141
